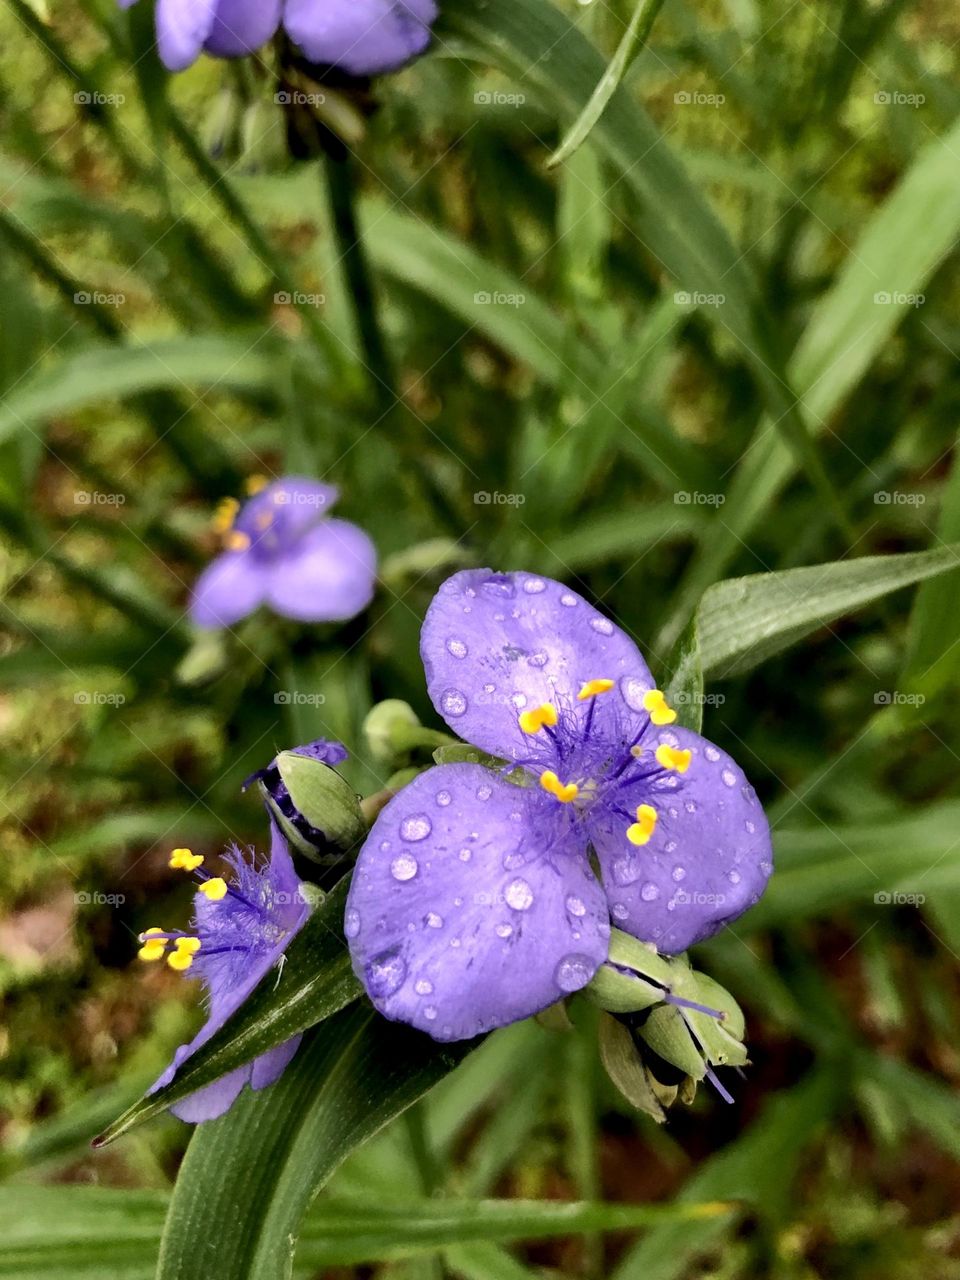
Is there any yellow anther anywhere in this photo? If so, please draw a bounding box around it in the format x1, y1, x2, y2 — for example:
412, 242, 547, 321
167, 948, 195, 972
198, 878, 228, 901
518, 703, 558, 735
246, 474, 268, 495
643, 689, 677, 726
169, 848, 204, 872
211, 497, 239, 534
655, 744, 692, 774
577, 678, 615, 701
626, 803, 658, 846
138, 927, 167, 962
539, 770, 579, 804
174, 936, 202, 954
226, 530, 251, 552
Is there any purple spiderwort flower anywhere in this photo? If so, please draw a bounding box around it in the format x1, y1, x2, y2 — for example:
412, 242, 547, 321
138, 821, 309, 1122
118, 0, 438, 76
190, 476, 376, 630
345, 570, 773, 1043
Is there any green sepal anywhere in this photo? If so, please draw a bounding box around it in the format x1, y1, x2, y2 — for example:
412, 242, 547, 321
598, 1014, 669, 1123
638, 1006, 708, 1082
585, 964, 664, 1014
273, 751, 365, 852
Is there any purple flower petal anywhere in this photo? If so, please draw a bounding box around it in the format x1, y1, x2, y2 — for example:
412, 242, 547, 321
170, 1066, 249, 1123
264, 519, 377, 622
588, 726, 773, 953
345, 763, 610, 1041
421, 570, 654, 763
250, 1034, 303, 1089
283, 0, 436, 76
235, 477, 339, 547
155, 0, 219, 70
189, 550, 268, 630
204, 0, 283, 57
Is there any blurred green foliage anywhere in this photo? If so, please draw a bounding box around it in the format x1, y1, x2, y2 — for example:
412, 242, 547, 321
2, 0, 960, 1275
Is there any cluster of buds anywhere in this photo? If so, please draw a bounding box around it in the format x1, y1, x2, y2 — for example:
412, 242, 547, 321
585, 929, 748, 1121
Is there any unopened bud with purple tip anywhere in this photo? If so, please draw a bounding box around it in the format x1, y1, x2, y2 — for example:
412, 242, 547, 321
245, 739, 365, 876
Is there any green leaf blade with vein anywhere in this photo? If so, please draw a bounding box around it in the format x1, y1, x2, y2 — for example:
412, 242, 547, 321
97, 879, 361, 1146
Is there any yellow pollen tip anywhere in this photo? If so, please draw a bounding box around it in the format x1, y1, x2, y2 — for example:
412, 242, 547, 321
169, 848, 204, 872
137, 928, 167, 962
643, 689, 678, 726
626, 803, 658, 846
167, 949, 195, 971
577, 678, 615, 701
174, 937, 202, 954
518, 703, 558, 735
539, 770, 579, 803
226, 530, 251, 552
211, 497, 239, 534
198, 878, 228, 901
246, 474, 268, 495
655, 744, 692, 774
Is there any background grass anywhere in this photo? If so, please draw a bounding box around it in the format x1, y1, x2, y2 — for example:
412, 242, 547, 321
2, 0, 960, 1276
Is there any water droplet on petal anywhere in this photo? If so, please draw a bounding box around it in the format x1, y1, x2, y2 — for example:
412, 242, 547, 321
415, 978, 433, 995
640, 881, 660, 902
685, 800, 697, 813
379, 840, 391, 852
672, 865, 686, 882
495, 922, 513, 938
425, 912, 443, 929
436, 790, 451, 807
619, 676, 651, 713
560, 593, 578, 607
705, 745, 720, 762
482, 577, 515, 598
401, 814, 432, 842
523, 577, 547, 594
566, 895, 587, 917
391, 852, 418, 882
745, 819, 755, 834
344, 909, 360, 939
590, 616, 614, 635
556, 954, 594, 992
528, 650, 548, 668
505, 878, 534, 911
722, 769, 737, 788
459, 847, 472, 862
611, 902, 629, 921
424, 1005, 438, 1021
760, 860, 773, 876
613, 856, 642, 886
441, 689, 467, 718
366, 950, 406, 999
476, 783, 492, 801
728, 869, 742, 885
510, 692, 527, 709
503, 851, 525, 871
446, 638, 468, 659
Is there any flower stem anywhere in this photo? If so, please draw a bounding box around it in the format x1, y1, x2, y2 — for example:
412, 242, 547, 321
322, 152, 397, 412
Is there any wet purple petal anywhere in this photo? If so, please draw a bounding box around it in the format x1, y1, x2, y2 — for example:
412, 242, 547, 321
264, 519, 376, 622
345, 763, 609, 1041
420, 570, 654, 763
588, 726, 773, 953
204, 0, 283, 56
283, 0, 437, 76
189, 550, 268, 629
155, 0, 219, 70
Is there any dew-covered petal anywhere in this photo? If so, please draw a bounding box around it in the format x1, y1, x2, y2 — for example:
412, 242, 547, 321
345, 763, 609, 1041
189, 550, 268, 630
204, 0, 283, 56
264, 520, 376, 623
283, 0, 436, 76
421, 570, 654, 762
250, 1034, 302, 1090
154, 0, 219, 70
169, 1066, 249, 1123
589, 726, 773, 953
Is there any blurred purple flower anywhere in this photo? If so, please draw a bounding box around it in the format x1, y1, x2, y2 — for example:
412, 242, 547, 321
345, 570, 773, 1042
191, 476, 376, 630
119, 0, 437, 76
138, 821, 310, 1122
